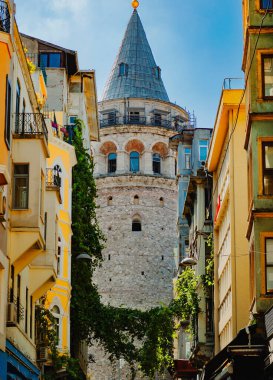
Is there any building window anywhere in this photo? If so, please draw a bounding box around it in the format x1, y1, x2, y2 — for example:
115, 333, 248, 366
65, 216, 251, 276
160, 197, 164, 207
57, 237, 61, 275
130, 151, 140, 172
51, 305, 61, 345
68, 116, 77, 125
134, 195, 139, 205
262, 142, 273, 195
108, 153, 117, 173
154, 113, 162, 126
119, 62, 128, 76
262, 55, 273, 98
260, 0, 273, 9
153, 153, 161, 174
39, 52, 61, 68
265, 238, 273, 293
108, 112, 117, 125
13, 164, 29, 209
154, 66, 161, 79
15, 80, 21, 133
129, 111, 140, 123
107, 196, 113, 206
185, 148, 191, 169
25, 287, 28, 333
199, 140, 209, 162
5, 75, 11, 148
132, 217, 141, 232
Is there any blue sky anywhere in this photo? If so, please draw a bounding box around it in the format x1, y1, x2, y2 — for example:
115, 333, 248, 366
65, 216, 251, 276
16, 0, 243, 128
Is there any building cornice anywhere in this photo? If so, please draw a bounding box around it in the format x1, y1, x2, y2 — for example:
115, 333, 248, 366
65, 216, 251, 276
95, 174, 177, 191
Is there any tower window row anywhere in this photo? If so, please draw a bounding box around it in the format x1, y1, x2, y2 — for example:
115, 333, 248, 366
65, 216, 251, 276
107, 195, 164, 207
108, 152, 162, 174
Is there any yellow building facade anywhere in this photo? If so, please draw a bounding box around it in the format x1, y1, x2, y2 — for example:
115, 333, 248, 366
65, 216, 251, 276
207, 89, 249, 353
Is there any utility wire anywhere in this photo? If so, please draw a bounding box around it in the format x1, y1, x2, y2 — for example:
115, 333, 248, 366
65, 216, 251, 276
195, 4, 271, 245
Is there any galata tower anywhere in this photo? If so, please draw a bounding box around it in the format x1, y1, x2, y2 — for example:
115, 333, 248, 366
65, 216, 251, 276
90, 2, 190, 378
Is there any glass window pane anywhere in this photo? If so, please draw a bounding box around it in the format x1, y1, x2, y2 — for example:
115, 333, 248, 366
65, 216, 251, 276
264, 56, 273, 96
49, 53, 61, 68
14, 164, 28, 175
267, 267, 273, 291
200, 147, 208, 162
265, 145, 273, 168
266, 239, 273, 264
264, 174, 273, 195
14, 178, 28, 208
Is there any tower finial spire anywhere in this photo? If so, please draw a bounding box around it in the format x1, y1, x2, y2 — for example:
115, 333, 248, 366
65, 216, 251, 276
131, 0, 139, 9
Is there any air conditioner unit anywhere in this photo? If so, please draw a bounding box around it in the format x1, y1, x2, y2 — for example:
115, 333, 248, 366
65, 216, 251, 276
7, 303, 17, 325
0, 192, 6, 221
39, 346, 49, 362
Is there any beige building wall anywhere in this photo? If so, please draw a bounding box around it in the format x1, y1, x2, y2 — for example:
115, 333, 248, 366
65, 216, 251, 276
207, 90, 249, 353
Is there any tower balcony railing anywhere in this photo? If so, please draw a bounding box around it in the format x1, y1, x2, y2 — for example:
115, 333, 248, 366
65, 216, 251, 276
0, 1, 11, 34
100, 115, 190, 130
14, 113, 48, 142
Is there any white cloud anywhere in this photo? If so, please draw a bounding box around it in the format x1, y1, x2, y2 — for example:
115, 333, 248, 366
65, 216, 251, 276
46, 0, 88, 15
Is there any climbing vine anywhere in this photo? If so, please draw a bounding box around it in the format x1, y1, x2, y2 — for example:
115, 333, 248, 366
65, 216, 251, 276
201, 233, 214, 294
69, 119, 204, 378
171, 267, 201, 336
35, 298, 84, 380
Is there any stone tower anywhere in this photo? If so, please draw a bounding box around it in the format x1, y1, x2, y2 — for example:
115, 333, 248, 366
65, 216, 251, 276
90, 3, 190, 379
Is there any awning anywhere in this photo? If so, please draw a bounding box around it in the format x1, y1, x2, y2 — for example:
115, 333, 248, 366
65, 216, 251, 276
174, 359, 199, 378
202, 325, 267, 380
6, 340, 40, 380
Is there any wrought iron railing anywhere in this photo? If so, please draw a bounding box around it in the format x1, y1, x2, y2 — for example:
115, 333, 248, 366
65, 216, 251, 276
0, 1, 10, 33
124, 115, 147, 125
46, 168, 61, 188
150, 117, 171, 128
101, 115, 179, 130
8, 293, 24, 323
14, 113, 48, 142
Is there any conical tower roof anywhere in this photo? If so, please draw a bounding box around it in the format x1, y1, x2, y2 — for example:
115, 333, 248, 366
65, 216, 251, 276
102, 9, 169, 102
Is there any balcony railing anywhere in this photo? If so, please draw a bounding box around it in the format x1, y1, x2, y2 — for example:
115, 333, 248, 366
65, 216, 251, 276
46, 168, 61, 188
14, 113, 48, 142
100, 115, 189, 130
0, 1, 11, 33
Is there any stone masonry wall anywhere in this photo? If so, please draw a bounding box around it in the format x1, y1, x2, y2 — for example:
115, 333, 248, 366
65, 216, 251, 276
88, 175, 177, 380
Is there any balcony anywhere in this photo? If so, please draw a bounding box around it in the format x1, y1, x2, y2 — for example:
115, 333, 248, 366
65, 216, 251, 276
46, 168, 61, 189
14, 113, 48, 142
0, 1, 10, 34
7, 295, 24, 326
100, 115, 186, 130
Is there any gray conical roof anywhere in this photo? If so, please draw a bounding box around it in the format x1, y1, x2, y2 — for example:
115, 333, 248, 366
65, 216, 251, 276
102, 10, 169, 102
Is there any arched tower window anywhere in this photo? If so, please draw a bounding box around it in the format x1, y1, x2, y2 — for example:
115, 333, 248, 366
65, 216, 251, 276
107, 196, 113, 206
108, 153, 117, 173
132, 216, 141, 232
134, 195, 139, 205
153, 153, 161, 174
130, 151, 140, 172
119, 62, 128, 76
160, 197, 164, 207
